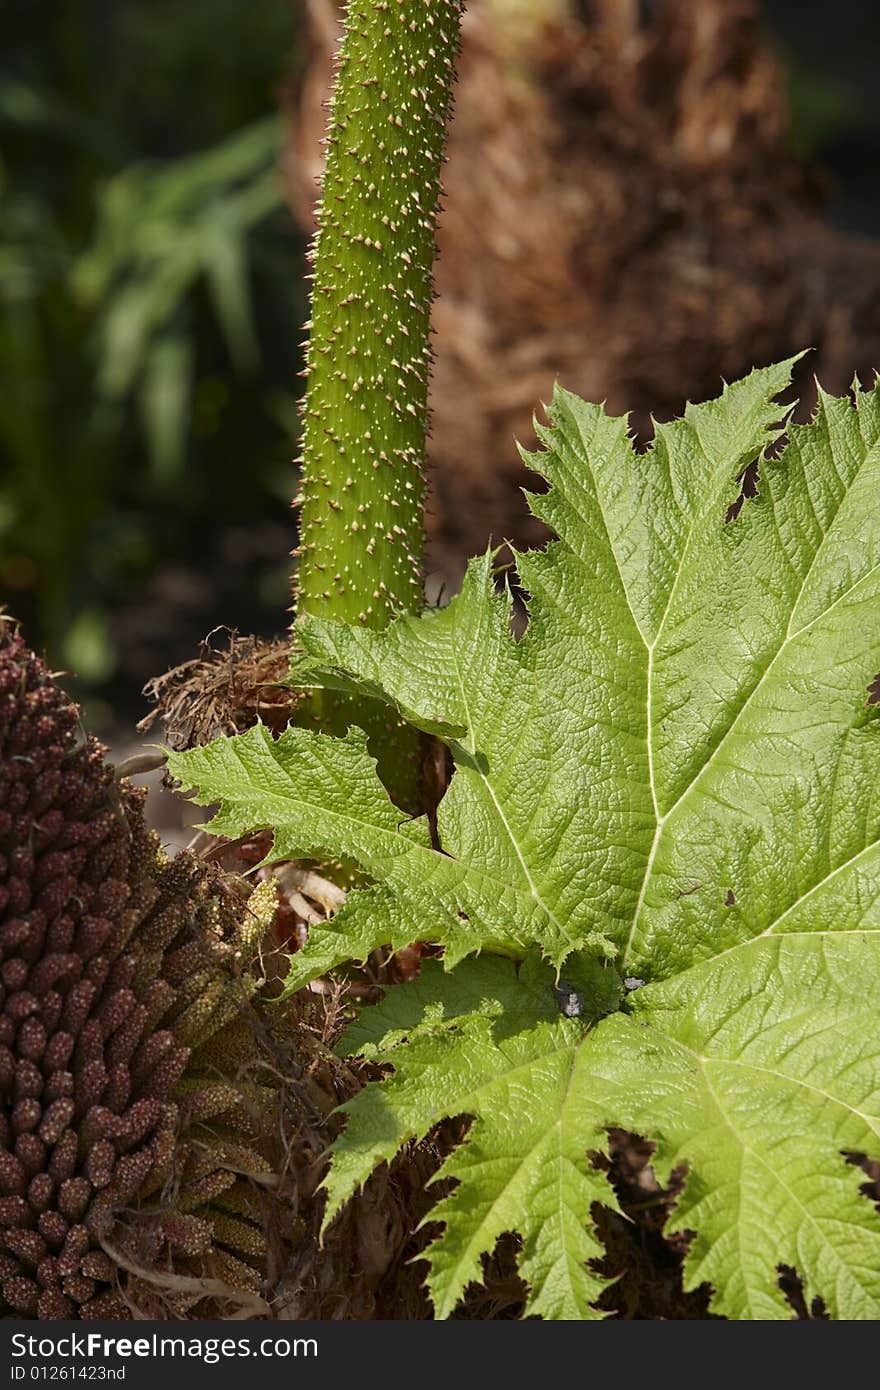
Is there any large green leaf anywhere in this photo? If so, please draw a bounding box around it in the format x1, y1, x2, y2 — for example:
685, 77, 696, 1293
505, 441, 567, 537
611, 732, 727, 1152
168, 362, 880, 1317
332, 940, 880, 1320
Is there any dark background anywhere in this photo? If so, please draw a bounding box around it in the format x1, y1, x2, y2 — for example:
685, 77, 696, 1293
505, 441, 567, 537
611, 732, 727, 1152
1, 0, 878, 729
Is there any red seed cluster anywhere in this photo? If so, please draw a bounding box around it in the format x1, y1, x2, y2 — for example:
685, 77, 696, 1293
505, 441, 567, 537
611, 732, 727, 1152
0, 626, 190, 1317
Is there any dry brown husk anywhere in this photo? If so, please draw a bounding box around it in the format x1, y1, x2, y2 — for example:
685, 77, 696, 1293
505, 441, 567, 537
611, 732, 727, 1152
139, 631, 294, 751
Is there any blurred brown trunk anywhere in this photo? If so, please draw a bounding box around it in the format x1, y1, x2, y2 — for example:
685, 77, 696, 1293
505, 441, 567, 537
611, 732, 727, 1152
287, 0, 880, 590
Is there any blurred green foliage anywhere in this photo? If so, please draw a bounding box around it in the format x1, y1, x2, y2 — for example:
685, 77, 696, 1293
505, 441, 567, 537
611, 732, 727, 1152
0, 0, 306, 696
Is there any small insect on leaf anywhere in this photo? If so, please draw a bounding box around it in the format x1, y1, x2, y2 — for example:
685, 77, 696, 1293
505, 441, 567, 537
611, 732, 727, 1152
554, 980, 586, 1017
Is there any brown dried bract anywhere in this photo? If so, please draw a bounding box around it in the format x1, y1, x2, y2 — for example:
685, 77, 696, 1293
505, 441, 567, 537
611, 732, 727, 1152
139, 630, 295, 751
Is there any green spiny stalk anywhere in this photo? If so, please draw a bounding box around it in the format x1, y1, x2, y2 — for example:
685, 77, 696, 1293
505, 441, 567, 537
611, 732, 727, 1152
295, 0, 464, 627
292, 0, 464, 813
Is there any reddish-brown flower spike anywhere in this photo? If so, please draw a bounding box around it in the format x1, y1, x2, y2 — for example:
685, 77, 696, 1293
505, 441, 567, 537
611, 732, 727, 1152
0, 620, 277, 1318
